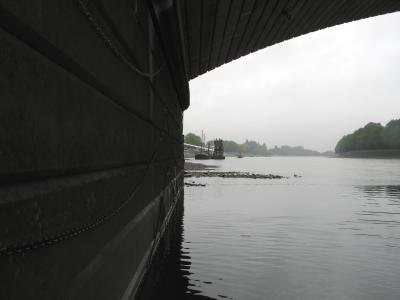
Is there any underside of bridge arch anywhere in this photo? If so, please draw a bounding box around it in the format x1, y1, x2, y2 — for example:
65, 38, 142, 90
179, 0, 400, 81
0, 1, 399, 299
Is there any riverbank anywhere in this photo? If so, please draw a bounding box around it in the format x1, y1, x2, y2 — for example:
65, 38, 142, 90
338, 149, 400, 158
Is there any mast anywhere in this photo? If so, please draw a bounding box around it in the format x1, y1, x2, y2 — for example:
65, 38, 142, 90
201, 130, 204, 152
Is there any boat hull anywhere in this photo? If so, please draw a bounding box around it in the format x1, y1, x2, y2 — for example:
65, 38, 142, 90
195, 153, 211, 160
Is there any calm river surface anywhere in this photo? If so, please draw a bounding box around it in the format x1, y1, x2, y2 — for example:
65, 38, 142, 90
151, 157, 400, 300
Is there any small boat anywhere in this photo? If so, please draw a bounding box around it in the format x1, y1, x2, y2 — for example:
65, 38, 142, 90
237, 153, 243, 158
195, 153, 210, 160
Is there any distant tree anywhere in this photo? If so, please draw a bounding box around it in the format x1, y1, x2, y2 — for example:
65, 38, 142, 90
335, 134, 354, 153
223, 140, 241, 153
335, 120, 400, 153
267, 145, 320, 156
382, 119, 400, 149
222, 139, 269, 155
186, 134, 322, 156
184, 133, 202, 146
241, 140, 268, 155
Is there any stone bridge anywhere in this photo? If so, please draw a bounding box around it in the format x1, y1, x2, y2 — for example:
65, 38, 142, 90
0, 1, 399, 299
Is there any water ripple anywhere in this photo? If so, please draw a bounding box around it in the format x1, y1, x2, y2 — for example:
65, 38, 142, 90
148, 158, 400, 300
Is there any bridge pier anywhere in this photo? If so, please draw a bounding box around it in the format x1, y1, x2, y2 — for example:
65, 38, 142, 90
0, 1, 187, 299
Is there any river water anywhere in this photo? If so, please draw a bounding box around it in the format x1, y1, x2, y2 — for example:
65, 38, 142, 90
150, 157, 400, 300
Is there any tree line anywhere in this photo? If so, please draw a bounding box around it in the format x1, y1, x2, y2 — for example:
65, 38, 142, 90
184, 134, 268, 155
335, 119, 400, 153
224, 140, 268, 155
185, 133, 324, 156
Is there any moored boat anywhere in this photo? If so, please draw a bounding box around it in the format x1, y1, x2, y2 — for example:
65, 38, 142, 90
195, 153, 211, 160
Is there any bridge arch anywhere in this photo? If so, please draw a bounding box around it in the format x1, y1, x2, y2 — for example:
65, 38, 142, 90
176, 0, 400, 83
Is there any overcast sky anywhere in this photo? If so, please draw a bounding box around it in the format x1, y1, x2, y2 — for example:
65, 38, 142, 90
184, 12, 400, 152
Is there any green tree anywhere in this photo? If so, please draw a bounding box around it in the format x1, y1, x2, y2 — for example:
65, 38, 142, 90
382, 119, 400, 149
241, 140, 268, 155
334, 121, 398, 153
223, 140, 241, 152
221, 139, 269, 155
184, 133, 202, 146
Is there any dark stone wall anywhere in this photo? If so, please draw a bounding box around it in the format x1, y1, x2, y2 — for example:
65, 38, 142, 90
0, 1, 185, 299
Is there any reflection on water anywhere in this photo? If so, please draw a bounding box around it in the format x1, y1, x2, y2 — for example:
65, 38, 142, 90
350, 185, 400, 247
357, 185, 400, 204
147, 157, 400, 300
138, 201, 219, 300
